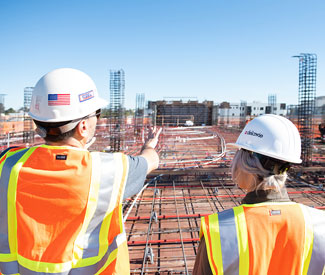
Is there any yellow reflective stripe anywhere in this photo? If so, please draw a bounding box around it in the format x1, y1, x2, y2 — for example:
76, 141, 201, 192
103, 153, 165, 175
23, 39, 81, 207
17, 253, 73, 273
200, 217, 216, 275
241, 201, 296, 207
233, 206, 249, 275
200, 215, 222, 275
299, 204, 314, 275
0, 253, 16, 261
0, 148, 27, 174
208, 214, 224, 275
7, 147, 37, 254
73, 152, 101, 263
94, 247, 118, 275
119, 154, 128, 233
199, 221, 204, 239
98, 210, 114, 258
119, 154, 129, 205
39, 144, 88, 151
119, 204, 123, 234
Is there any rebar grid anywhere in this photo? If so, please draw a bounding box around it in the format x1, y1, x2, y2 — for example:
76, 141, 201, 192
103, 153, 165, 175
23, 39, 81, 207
122, 125, 324, 274
124, 172, 325, 274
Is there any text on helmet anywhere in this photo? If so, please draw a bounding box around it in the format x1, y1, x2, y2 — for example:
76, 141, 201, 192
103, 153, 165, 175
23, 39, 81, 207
79, 90, 95, 102
244, 130, 263, 138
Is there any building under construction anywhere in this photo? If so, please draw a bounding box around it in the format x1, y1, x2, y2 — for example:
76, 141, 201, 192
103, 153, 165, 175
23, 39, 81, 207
148, 100, 217, 126
0, 55, 324, 274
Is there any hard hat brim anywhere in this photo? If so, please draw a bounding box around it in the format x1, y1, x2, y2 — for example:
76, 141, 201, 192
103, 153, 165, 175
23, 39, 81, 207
227, 142, 303, 164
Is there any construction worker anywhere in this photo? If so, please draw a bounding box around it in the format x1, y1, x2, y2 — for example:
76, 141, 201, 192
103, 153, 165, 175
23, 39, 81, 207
193, 114, 325, 275
0, 68, 161, 274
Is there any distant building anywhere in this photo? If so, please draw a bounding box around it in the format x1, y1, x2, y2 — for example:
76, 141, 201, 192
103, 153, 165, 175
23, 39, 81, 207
220, 101, 287, 118
315, 96, 325, 116
148, 100, 215, 126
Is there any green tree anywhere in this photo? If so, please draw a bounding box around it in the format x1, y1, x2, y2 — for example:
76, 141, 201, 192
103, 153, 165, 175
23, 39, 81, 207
5, 108, 16, 114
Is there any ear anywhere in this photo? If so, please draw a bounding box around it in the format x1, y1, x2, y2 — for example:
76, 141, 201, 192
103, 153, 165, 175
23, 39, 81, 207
75, 119, 89, 139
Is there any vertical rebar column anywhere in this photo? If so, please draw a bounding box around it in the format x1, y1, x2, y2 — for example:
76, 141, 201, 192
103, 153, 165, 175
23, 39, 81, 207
23, 87, 34, 143
135, 93, 145, 137
109, 69, 125, 152
293, 53, 317, 166
268, 94, 277, 114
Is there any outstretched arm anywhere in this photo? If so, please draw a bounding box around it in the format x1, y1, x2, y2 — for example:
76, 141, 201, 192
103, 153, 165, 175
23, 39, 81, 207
140, 127, 162, 174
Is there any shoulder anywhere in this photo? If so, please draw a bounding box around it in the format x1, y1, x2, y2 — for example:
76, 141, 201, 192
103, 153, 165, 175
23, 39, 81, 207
300, 204, 325, 221
0, 146, 26, 159
96, 152, 147, 169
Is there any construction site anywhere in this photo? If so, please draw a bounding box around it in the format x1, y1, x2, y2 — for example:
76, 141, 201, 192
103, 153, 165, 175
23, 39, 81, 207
1, 55, 325, 274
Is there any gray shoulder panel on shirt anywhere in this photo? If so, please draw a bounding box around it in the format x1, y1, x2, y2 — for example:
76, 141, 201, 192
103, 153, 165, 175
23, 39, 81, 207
123, 155, 148, 200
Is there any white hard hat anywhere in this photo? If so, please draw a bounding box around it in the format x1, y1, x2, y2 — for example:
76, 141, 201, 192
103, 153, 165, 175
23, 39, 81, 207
231, 114, 302, 164
29, 68, 108, 122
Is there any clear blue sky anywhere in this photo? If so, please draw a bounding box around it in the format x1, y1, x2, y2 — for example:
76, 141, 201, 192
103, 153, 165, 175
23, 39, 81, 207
1, 0, 324, 110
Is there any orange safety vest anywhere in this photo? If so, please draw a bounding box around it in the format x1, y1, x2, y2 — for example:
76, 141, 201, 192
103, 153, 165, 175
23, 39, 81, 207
200, 202, 325, 275
0, 145, 130, 274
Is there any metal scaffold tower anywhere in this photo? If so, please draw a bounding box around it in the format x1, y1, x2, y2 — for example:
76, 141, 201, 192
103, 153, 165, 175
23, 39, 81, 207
293, 53, 317, 166
135, 93, 145, 137
109, 69, 125, 152
23, 87, 34, 143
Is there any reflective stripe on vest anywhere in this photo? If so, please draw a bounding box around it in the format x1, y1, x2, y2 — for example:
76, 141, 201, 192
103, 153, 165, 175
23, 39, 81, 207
0, 147, 32, 255
0, 147, 129, 274
201, 202, 325, 275
300, 205, 325, 275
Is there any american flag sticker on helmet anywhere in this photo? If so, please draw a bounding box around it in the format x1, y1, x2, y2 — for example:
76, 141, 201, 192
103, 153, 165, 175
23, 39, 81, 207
48, 94, 70, 106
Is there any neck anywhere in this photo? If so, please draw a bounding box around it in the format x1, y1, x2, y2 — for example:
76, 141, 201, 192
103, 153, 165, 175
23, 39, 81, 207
46, 137, 86, 149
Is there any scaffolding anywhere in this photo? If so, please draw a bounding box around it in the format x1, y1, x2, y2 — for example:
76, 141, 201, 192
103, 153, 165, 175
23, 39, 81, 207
23, 87, 34, 143
135, 93, 145, 138
109, 69, 125, 152
293, 53, 317, 166
268, 94, 277, 114
149, 100, 214, 126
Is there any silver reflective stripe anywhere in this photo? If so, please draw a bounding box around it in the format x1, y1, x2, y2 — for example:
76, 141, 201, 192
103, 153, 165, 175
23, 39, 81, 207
0, 260, 19, 274
81, 153, 116, 258
218, 208, 239, 275
305, 206, 325, 275
0, 148, 29, 254
18, 266, 70, 275
0, 234, 120, 275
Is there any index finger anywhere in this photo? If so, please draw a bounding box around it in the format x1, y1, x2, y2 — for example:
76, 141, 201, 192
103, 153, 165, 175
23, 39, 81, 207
155, 127, 162, 138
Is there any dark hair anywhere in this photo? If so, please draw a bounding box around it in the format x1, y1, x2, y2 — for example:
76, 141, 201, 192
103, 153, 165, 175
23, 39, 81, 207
33, 120, 77, 142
